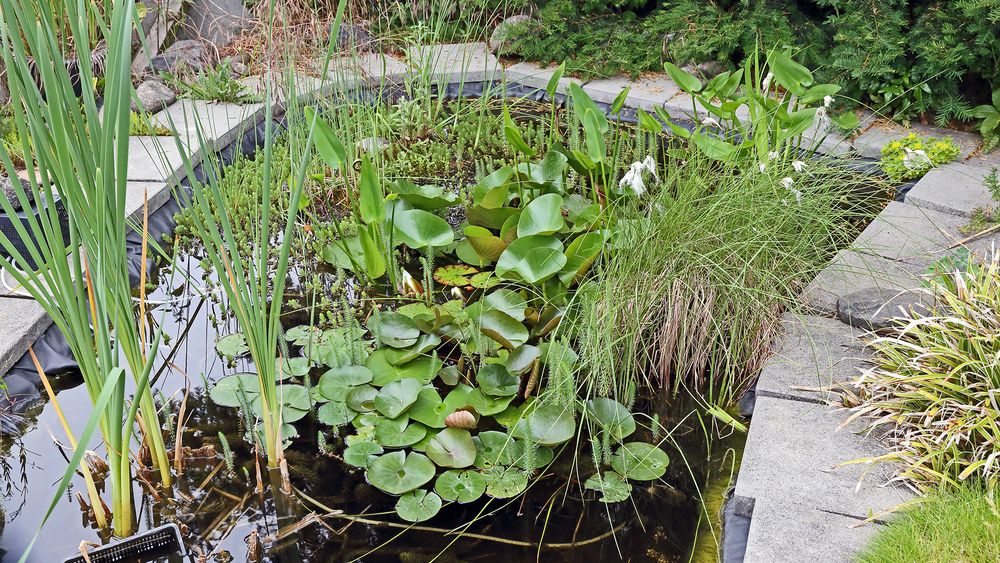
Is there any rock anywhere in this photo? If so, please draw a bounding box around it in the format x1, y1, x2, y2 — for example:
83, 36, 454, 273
0, 176, 34, 212
488, 14, 532, 54
355, 137, 389, 154
132, 79, 176, 114
222, 56, 249, 78
149, 39, 212, 74
695, 60, 726, 79
335, 23, 374, 53
174, 0, 249, 50
837, 287, 935, 331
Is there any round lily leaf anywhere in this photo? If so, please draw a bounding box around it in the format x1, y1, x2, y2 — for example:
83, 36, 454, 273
511, 403, 576, 446
284, 325, 322, 346
506, 345, 541, 375
378, 313, 421, 348
344, 440, 383, 468
467, 389, 516, 416
483, 466, 528, 499
277, 356, 311, 379
495, 235, 567, 284
374, 379, 424, 418
583, 472, 632, 503
375, 416, 428, 448
383, 334, 441, 366
469, 271, 500, 289
268, 385, 313, 423
476, 363, 520, 397
517, 193, 565, 237
437, 365, 461, 386
391, 180, 459, 210
477, 309, 529, 350
366, 451, 436, 495
209, 373, 259, 408
426, 428, 477, 468
482, 288, 527, 321
317, 401, 352, 426
585, 398, 637, 441
215, 333, 249, 359
473, 431, 517, 468
464, 225, 507, 261
346, 384, 379, 412
395, 489, 442, 522
434, 264, 478, 286
352, 412, 381, 430
318, 365, 374, 401
367, 349, 442, 386
393, 209, 455, 249
435, 470, 487, 503
610, 442, 669, 481
408, 387, 447, 428
455, 239, 492, 267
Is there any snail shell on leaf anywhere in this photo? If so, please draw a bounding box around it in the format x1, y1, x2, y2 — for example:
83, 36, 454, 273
444, 410, 477, 429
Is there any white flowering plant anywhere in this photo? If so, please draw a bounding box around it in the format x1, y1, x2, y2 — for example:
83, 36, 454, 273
879, 133, 960, 182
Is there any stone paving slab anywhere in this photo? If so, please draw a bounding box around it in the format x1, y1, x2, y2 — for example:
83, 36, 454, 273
127, 136, 190, 184
406, 42, 500, 83
850, 200, 966, 264
852, 121, 982, 160
905, 162, 996, 218
152, 100, 265, 154
582, 73, 680, 111
800, 249, 927, 315
744, 497, 881, 563
504, 61, 584, 94
755, 314, 869, 403
355, 52, 412, 84
736, 395, 914, 519
124, 181, 171, 223
0, 296, 52, 376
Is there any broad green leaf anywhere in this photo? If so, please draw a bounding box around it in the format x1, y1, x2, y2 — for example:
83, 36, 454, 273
568, 82, 609, 134
506, 344, 541, 375
467, 389, 516, 416
317, 401, 352, 426
377, 313, 421, 348
584, 472, 632, 503
374, 379, 424, 418
585, 397, 637, 440
375, 416, 428, 448
455, 238, 493, 266
426, 428, 477, 468
215, 333, 248, 358
517, 193, 564, 237
610, 442, 669, 481
635, 109, 662, 133
435, 470, 487, 503
318, 365, 374, 401
395, 489, 442, 522
366, 451, 436, 495
768, 51, 813, 95
358, 155, 385, 225
610, 86, 630, 114
692, 133, 737, 160
390, 179, 459, 210
367, 350, 443, 385
504, 106, 535, 156
483, 466, 528, 498
383, 334, 441, 365
464, 225, 507, 261
344, 441, 383, 467
209, 373, 259, 407
346, 384, 378, 412
481, 288, 528, 321
559, 231, 605, 285
476, 363, 520, 397
663, 61, 702, 93
545, 62, 566, 97
358, 226, 386, 278
393, 209, 454, 249
307, 107, 347, 171
799, 83, 840, 105
511, 403, 575, 446
477, 309, 529, 349
495, 235, 567, 284
583, 108, 606, 163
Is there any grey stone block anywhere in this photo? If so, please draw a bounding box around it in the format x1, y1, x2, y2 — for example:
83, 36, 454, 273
124, 181, 172, 223
504, 61, 583, 94
582, 74, 680, 111
853, 123, 982, 160
356, 52, 411, 83
152, 100, 265, 154
850, 201, 966, 264
735, 395, 915, 518
127, 136, 191, 184
406, 42, 500, 83
801, 250, 926, 315
743, 497, 882, 563
0, 296, 52, 375
904, 162, 996, 218
755, 314, 869, 403
837, 287, 933, 331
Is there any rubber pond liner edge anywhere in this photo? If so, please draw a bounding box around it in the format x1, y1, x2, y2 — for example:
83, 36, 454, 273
0, 76, 899, 563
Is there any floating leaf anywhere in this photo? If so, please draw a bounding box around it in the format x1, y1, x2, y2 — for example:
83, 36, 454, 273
346, 384, 378, 412
318, 365, 375, 401
610, 442, 669, 481
477, 310, 528, 350
511, 403, 575, 446
517, 193, 564, 237
469, 271, 500, 289
391, 179, 459, 210
506, 345, 541, 375
467, 389, 516, 416
473, 431, 518, 468
377, 313, 421, 348
209, 373, 259, 407
383, 334, 441, 365
426, 428, 477, 468
586, 398, 637, 441
464, 225, 507, 261
367, 350, 443, 386
408, 387, 446, 428
495, 235, 566, 284
483, 466, 528, 498
284, 325, 324, 347
437, 365, 461, 386
435, 470, 487, 503
395, 489, 442, 522
374, 379, 424, 418
455, 238, 493, 267
367, 451, 436, 495
317, 401, 352, 426
393, 209, 455, 249
375, 416, 428, 448
215, 333, 248, 359
476, 364, 520, 397
482, 288, 527, 321
584, 472, 632, 503
344, 441, 383, 468
433, 264, 478, 286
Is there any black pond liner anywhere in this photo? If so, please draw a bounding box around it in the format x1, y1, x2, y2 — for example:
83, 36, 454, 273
0, 77, 905, 562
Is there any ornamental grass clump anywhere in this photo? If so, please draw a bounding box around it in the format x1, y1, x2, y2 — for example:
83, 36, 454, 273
847, 253, 1000, 491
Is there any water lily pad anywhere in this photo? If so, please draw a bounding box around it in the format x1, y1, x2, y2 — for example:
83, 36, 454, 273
464, 226, 507, 262
318, 365, 375, 401
209, 373, 259, 407
367, 350, 443, 386
517, 193, 564, 237
408, 387, 446, 428
435, 470, 487, 503
366, 451, 436, 495
245, 384, 311, 423
483, 466, 528, 498
481, 289, 527, 321
511, 403, 575, 446
285, 325, 323, 347
383, 334, 441, 365
344, 441, 383, 468
477, 310, 528, 350
473, 431, 518, 468
467, 389, 516, 416
433, 264, 478, 286
317, 401, 352, 426
468, 271, 500, 289
426, 428, 476, 468
215, 333, 249, 359
277, 356, 311, 379
375, 416, 428, 448
495, 235, 567, 284
506, 345, 541, 375
584, 472, 632, 503
437, 365, 461, 386
610, 442, 669, 481
395, 489, 442, 522
393, 209, 455, 249
585, 398, 637, 441
374, 379, 424, 418
476, 364, 519, 397
391, 180, 459, 210
346, 384, 378, 412
455, 238, 492, 267
377, 313, 421, 348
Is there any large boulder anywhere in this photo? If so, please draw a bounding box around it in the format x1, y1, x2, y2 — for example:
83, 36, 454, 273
335, 23, 374, 53
0, 176, 34, 212
132, 79, 176, 113
174, 0, 249, 51
149, 39, 213, 74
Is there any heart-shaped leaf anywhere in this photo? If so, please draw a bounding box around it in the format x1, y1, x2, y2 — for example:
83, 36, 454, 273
346, 384, 378, 412
377, 313, 421, 348
383, 334, 441, 365
768, 51, 813, 95
433, 264, 478, 286
476, 363, 520, 397
426, 428, 477, 468
367, 451, 436, 495
585, 398, 637, 440
395, 489, 442, 522
435, 470, 487, 503
215, 333, 248, 359
506, 345, 541, 374
610, 442, 669, 481
495, 235, 567, 284
344, 440, 383, 467
367, 350, 443, 385
517, 193, 564, 237
318, 365, 375, 401
390, 179, 459, 210
393, 209, 455, 249
317, 401, 352, 426
375, 416, 428, 448
481, 288, 528, 321
374, 379, 424, 418
477, 309, 529, 350
559, 231, 605, 286
473, 430, 518, 468
467, 389, 516, 416
511, 403, 575, 446
584, 472, 632, 503
209, 373, 259, 407
464, 225, 507, 261
483, 466, 528, 498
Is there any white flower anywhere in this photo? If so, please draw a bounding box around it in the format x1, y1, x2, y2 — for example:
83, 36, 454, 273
451, 287, 464, 300
762, 72, 774, 91
780, 177, 794, 189
902, 148, 932, 170
823, 95, 834, 108
642, 155, 659, 183
759, 162, 767, 173
619, 157, 659, 197
792, 160, 806, 173
701, 116, 721, 128
768, 151, 780, 160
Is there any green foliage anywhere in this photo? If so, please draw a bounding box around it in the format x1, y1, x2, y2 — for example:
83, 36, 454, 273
128, 111, 172, 137
160, 61, 260, 104
858, 485, 1000, 563
879, 133, 960, 182
972, 88, 1000, 152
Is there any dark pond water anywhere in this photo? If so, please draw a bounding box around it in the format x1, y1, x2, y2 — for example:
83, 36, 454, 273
0, 248, 737, 563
